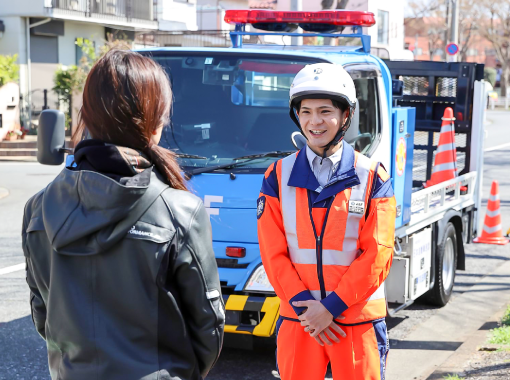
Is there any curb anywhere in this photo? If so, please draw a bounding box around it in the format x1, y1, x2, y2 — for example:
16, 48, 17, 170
0, 156, 38, 162
426, 302, 510, 379
387, 258, 510, 380
0, 188, 9, 200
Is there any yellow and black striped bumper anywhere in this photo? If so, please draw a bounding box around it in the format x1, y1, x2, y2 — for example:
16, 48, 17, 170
223, 294, 280, 337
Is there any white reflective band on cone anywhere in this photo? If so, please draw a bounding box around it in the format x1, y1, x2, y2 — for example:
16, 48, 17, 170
486, 209, 500, 218
489, 193, 500, 202
432, 162, 457, 174
483, 224, 502, 234
435, 144, 456, 153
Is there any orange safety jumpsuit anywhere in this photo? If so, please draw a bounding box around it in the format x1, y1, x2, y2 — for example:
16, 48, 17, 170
257, 141, 396, 380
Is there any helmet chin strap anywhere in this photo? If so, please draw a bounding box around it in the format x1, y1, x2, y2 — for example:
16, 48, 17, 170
320, 108, 353, 164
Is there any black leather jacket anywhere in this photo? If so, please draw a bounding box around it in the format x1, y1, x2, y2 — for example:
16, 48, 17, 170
22, 166, 225, 380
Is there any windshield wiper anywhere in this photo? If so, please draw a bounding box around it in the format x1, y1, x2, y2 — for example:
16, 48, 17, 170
174, 153, 207, 159
186, 150, 295, 177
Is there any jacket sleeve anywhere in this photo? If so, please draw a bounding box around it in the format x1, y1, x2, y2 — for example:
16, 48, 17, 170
320, 166, 396, 318
171, 201, 224, 379
21, 202, 47, 340
257, 162, 315, 317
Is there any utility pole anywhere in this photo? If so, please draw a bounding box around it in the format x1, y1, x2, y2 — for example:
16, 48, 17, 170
291, 0, 302, 46
445, 0, 450, 59
449, 0, 460, 62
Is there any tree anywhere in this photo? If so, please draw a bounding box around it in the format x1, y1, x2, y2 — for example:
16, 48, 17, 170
458, 0, 478, 62
406, 0, 447, 60
484, 67, 497, 87
475, 0, 510, 95
52, 33, 132, 130
407, 0, 478, 62
0, 54, 19, 87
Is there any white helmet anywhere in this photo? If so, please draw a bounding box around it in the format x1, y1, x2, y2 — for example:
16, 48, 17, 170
289, 63, 357, 151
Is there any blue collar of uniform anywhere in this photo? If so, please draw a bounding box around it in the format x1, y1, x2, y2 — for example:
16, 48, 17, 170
287, 141, 361, 204
287, 148, 321, 192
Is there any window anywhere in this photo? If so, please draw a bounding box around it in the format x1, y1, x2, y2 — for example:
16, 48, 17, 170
148, 53, 318, 172
344, 65, 382, 155
485, 48, 496, 56
30, 35, 58, 64
467, 48, 478, 57
434, 49, 444, 58
377, 10, 389, 45
145, 53, 382, 172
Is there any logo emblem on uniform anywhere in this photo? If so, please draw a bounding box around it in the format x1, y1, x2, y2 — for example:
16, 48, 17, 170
348, 200, 365, 214
257, 196, 266, 219
314, 68, 323, 74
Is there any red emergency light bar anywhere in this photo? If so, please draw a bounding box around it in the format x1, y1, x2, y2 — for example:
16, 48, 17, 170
224, 10, 376, 27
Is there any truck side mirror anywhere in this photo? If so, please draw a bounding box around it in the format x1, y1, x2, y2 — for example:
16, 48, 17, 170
37, 110, 68, 165
291, 131, 306, 150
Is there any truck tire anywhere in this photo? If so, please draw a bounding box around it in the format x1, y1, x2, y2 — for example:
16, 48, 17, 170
425, 222, 458, 306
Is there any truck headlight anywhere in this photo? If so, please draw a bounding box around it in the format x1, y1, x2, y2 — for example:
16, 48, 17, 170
244, 265, 274, 293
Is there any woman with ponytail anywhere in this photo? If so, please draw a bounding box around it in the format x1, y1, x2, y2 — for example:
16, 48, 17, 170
22, 49, 224, 380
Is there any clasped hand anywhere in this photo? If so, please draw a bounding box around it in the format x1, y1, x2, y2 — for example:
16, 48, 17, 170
293, 299, 346, 346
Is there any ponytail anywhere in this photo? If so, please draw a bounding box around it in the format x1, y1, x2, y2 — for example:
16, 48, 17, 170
145, 143, 188, 191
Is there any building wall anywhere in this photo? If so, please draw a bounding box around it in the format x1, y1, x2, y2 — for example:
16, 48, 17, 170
0, 0, 45, 17
0, 16, 29, 126
159, 0, 198, 31
0, 83, 21, 139
58, 21, 104, 66
367, 0, 406, 58
197, 0, 246, 30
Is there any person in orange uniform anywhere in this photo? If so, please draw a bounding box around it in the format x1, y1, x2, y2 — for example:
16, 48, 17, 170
257, 63, 396, 380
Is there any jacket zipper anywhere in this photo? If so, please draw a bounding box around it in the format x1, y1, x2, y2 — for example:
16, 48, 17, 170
307, 191, 334, 300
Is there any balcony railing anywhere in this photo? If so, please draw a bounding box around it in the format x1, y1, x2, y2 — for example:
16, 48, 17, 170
45, 0, 154, 22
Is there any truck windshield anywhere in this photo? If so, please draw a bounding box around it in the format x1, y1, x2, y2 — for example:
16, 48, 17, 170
147, 52, 381, 172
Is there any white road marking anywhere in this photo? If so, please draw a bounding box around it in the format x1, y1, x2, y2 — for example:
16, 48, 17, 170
0, 263, 25, 275
485, 142, 510, 152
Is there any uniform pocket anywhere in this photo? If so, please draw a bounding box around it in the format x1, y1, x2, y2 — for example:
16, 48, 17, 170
375, 200, 395, 248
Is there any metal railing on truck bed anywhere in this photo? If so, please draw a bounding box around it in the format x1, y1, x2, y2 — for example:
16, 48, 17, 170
395, 172, 477, 238
385, 61, 484, 188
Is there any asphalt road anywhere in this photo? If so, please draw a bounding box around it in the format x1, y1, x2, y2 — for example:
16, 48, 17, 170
0, 110, 509, 380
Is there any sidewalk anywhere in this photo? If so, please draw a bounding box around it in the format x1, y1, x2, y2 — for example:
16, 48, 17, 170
426, 303, 510, 379
387, 257, 510, 380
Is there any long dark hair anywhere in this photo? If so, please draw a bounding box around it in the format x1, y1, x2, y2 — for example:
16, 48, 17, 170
75, 49, 187, 191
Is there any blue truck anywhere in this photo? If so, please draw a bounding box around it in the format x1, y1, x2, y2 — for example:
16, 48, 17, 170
38, 9, 487, 340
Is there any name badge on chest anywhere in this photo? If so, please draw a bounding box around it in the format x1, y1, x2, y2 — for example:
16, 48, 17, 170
348, 200, 365, 214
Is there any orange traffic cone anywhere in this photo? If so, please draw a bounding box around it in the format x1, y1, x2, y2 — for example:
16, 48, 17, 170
473, 180, 509, 245
424, 107, 458, 188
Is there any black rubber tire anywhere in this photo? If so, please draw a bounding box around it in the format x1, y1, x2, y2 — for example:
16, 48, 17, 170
423, 222, 458, 306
